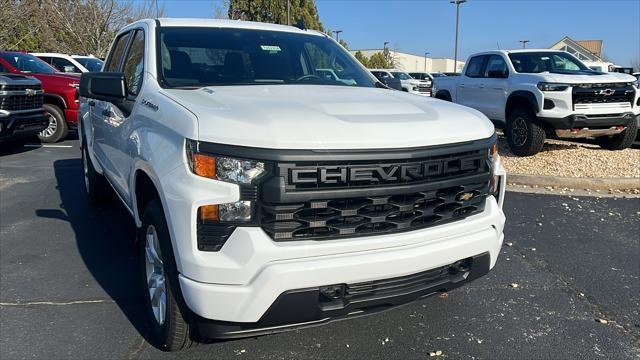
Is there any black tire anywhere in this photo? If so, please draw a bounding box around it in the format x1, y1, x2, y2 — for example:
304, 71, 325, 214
139, 199, 194, 351
506, 107, 546, 156
81, 144, 111, 205
435, 91, 452, 102
595, 119, 638, 150
38, 104, 69, 143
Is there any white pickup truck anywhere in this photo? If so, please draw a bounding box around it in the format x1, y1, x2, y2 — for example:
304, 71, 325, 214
433, 50, 639, 156
78, 18, 506, 351
370, 69, 431, 96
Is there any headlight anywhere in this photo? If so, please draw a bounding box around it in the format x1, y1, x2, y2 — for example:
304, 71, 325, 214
187, 142, 265, 184
537, 82, 570, 91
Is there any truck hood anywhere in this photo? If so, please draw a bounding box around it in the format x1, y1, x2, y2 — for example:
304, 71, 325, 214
539, 71, 636, 84
162, 85, 495, 150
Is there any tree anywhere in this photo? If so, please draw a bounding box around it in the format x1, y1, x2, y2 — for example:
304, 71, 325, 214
228, 0, 324, 31
354, 51, 369, 68
0, 0, 161, 57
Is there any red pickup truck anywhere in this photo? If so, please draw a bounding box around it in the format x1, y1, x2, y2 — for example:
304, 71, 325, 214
0, 51, 80, 142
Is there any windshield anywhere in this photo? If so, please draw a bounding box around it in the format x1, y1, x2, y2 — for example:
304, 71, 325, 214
508, 52, 591, 74
74, 57, 104, 71
0, 52, 57, 74
390, 71, 412, 80
158, 27, 376, 88
431, 73, 446, 77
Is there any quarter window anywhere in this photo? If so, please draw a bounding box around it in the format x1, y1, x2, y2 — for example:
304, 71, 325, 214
122, 30, 145, 96
105, 32, 131, 72
465, 56, 486, 78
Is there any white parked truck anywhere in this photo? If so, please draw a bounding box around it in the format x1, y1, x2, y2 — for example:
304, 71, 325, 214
370, 68, 431, 96
433, 50, 639, 156
78, 18, 506, 351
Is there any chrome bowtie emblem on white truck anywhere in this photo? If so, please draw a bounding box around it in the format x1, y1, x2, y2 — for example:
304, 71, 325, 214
597, 89, 615, 96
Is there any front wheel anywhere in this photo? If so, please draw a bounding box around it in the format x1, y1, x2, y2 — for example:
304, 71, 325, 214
506, 108, 546, 156
595, 120, 637, 150
38, 104, 68, 143
139, 200, 194, 351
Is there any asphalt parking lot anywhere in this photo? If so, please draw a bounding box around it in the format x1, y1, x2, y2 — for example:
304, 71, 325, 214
1, 138, 639, 360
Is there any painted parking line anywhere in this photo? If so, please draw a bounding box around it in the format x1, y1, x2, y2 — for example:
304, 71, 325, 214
23, 144, 74, 148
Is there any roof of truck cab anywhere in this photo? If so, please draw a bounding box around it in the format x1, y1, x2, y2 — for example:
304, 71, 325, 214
468, 49, 566, 57
154, 18, 326, 37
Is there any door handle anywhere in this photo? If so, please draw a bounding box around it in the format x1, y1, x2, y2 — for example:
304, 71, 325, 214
478, 84, 485, 89
458, 84, 465, 88
88, 100, 95, 106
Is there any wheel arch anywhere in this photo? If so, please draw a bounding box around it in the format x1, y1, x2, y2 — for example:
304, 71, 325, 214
435, 90, 452, 101
43, 94, 67, 110
506, 91, 539, 119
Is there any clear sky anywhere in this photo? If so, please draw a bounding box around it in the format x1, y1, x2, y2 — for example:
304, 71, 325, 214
160, 0, 640, 67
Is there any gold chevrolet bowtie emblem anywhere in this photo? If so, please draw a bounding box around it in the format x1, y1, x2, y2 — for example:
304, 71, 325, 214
457, 192, 475, 201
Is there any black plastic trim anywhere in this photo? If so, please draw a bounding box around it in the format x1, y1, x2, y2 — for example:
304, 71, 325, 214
508, 91, 540, 114
194, 133, 497, 162
0, 112, 48, 140
539, 112, 635, 129
194, 252, 492, 339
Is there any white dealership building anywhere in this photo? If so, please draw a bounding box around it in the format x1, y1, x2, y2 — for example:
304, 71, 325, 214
351, 49, 465, 73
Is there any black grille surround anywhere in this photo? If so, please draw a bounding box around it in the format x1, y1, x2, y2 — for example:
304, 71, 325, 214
572, 83, 634, 107
193, 134, 496, 249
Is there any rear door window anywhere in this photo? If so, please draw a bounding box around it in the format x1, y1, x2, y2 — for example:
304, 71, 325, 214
465, 55, 487, 78
51, 57, 80, 73
122, 30, 145, 96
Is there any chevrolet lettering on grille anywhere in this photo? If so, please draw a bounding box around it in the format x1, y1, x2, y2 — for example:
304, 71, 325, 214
289, 155, 486, 185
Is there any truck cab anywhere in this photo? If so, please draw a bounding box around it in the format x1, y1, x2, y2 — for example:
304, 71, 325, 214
434, 50, 639, 156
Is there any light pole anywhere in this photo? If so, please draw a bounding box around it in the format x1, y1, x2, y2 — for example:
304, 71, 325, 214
333, 30, 343, 43
287, 0, 290, 25
424, 52, 430, 72
450, 0, 467, 73
519, 40, 530, 49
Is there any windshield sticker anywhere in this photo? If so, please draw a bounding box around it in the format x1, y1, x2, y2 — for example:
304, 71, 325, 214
260, 45, 281, 53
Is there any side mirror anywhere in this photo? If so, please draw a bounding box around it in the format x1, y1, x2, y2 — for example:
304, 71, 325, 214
79, 72, 132, 116
487, 70, 508, 78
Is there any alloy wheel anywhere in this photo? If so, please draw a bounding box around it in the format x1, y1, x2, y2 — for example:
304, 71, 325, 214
39, 113, 57, 138
144, 225, 167, 325
511, 117, 528, 147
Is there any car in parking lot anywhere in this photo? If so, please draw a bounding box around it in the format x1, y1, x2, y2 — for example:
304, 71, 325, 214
78, 18, 506, 351
434, 49, 639, 156
32, 53, 104, 74
0, 73, 48, 144
0, 51, 80, 143
372, 69, 431, 96
369, 69, 402, 90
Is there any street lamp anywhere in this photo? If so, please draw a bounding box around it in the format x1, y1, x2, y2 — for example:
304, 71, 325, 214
383, 41, 389, 50
519, 40, 530, 49
424, 52, 430, 72
450, 0, 467, 73
333, 30, 343, 42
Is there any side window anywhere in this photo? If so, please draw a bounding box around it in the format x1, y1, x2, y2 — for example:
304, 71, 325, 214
465, 55, 486, 78
51, 57, 80, 73
484, 55, 508, 77
105, 32, 131, 72
122, 30, 145, 96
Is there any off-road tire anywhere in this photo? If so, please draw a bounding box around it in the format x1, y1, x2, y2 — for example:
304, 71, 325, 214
595, 120, 637, 150
81, 144, 111, 205
38, 104, 68, 143
139, 199, 194, 351
506, 107, 546, 156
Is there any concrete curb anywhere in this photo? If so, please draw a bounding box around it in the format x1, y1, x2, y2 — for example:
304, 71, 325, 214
507, 174, 640, 191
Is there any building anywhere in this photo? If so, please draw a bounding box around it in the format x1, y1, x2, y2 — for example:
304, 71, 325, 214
351, 49, 465, 73
549, 36, 604, 62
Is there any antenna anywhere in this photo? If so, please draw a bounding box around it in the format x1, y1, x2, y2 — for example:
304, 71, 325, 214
497, 42, 501, 50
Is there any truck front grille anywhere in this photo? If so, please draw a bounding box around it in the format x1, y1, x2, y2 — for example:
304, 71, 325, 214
572, 83, 634, 109
0, 94, 44, 111
261, 182, 488, 241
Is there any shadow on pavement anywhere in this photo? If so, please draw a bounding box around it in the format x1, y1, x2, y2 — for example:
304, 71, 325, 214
36, 158, 153, 344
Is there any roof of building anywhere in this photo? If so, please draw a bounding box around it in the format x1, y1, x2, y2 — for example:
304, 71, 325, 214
575, 40, 603, 57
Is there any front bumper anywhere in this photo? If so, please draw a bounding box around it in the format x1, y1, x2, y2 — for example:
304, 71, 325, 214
538, 112, 637, 130
0, 111, 48, 141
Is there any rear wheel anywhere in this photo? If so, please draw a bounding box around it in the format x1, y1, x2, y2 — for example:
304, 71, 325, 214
139, 200, 194, 351
38, 104, 68, 143
506, 107, 546, 156
595, 120, 637, 150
